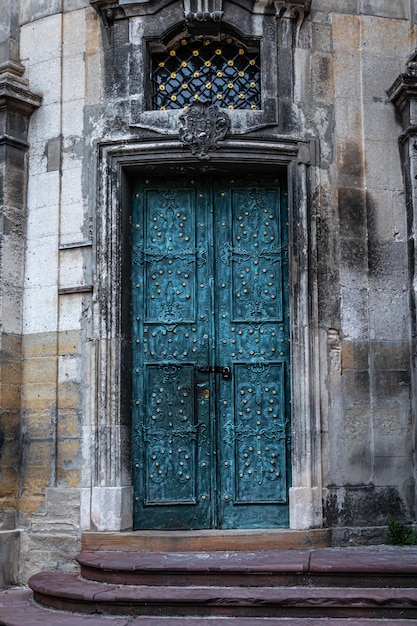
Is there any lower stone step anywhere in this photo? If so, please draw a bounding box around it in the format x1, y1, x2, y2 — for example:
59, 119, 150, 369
29, 572, 417, 619
1, 591, 416, 626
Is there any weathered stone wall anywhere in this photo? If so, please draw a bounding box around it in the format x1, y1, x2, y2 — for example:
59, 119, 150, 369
300, 3, 415, 539
0, 0, 415, 582
17, 4, 95, 578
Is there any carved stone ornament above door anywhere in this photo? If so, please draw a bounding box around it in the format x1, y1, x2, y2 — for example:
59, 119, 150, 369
178, 101, 230, 159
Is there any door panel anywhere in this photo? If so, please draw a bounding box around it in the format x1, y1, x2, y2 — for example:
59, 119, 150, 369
132, 175, 290, 530
214, 180, 290, 528
132, 181, 213, 529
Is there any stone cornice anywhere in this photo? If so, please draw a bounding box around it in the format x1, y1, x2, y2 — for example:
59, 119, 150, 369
0, 78, 42, 117
274, 0, 311, 18
388, 70, 417, 113
91, 0, 312, 19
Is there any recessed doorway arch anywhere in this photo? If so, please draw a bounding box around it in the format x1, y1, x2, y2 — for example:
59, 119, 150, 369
91, 139, 323, 533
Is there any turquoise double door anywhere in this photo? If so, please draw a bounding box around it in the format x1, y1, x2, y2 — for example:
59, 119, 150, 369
131, 174, 290, 529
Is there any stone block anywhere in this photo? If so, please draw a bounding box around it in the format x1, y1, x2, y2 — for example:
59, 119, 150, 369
22, 332, 57, 358
57, 409, 79, 438
59, 200, 85, 244
19, 531, 80, 583
25, 236, 58, 289
28, 102, 61, 143
373, 456, 413, 486
0, 469, 18, 500
0, 530, 19, 589
368, 241, 407, 291
373, 369, 411, 401
373, 424, 413, 458
0, 346, 22, 386
360, 0, 410, 20
38, 487, 81, 521
289, 486, 323, 530
63, 54, 86, 103
311, 21, 332, 54
324, 484, 412, 527
58, 354, 81, 383
369, 288, 409, 342
27, 170, 60, 214
18, 493, 45, 517
57, 468, 81, 487
91, 486, 133, 531
373, 404, 412, 435
46, 136, 61, 172
334, 97, 362, 140
23, 285, 58, 334
58, 293, 84, 332
340, 236, 368, 279
338, 187, 367, 239
0, 382, 21, 410
59, 247, 87, 289
372, 341, 411, 371
64, 0, 90, 12
21, 380, 56, 411
20, 12, 61, 58
366, 188, 407, 244
336, 140, 365, 188
333, 54, 361, 101
62, 98, 84, 138
342, 370, 370, 406
311, 52, 334, 104
57, 330, 81, 356
340, 286, 369, 340
364, 139, 404, 191
85, 12, 103, 106
63, 8, 86, 56
58, 380, 80, 409
313, 0, 359, 15
1, 289, 24, 336
21, 439, 55, 470
57, 438, 80, 467
362, 87, 404, 146
22, 355, 56, 384
26, 57, 61, 105
21, 409, 54, 440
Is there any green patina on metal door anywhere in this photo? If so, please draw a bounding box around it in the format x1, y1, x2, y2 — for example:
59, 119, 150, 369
131, 174, 290, 529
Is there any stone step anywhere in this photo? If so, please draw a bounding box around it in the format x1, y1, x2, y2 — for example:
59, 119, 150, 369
76, 547, 417, 588
1, 589, 416, 625
28, 572, 417, 619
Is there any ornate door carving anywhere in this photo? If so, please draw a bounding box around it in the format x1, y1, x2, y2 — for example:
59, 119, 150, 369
131, 175, 290, 529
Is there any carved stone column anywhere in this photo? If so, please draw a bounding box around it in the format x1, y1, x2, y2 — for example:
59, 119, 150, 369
388, 53, 417, 519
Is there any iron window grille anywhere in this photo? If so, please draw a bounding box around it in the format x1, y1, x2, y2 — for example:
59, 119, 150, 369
150, 34, 261, 110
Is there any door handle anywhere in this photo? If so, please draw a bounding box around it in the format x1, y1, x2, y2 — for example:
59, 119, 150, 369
196, 365, 231, 380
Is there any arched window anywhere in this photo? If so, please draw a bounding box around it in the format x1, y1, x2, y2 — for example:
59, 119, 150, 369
150, 34, 261, 110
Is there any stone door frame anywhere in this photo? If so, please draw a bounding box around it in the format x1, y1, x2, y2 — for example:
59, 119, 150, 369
88, 136, 323, 532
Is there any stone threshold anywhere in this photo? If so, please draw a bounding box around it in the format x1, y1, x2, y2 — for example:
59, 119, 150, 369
82, 528, 331, 552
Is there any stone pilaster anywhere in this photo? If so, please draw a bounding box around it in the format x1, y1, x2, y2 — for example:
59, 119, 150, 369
0, 1, 41, 536
388, 52, 417, 522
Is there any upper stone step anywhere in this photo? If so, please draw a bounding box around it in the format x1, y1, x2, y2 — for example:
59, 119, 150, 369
76, 546, 417, 588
